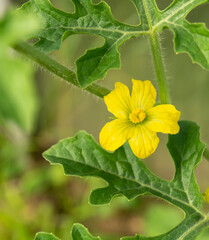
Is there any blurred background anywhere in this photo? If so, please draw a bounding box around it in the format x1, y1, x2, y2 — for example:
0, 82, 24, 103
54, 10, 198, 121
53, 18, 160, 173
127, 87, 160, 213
1, 0, 209, 239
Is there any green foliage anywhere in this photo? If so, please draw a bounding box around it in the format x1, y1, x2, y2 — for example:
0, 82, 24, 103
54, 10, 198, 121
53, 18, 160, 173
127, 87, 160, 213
4, 0, 209, 239
43, 121, 209, 239
18, 0, 138, 88
72, 224, 101, 240
0, 12, 39, 132
143, 204, 209, 240
34, 224, 100, 240
18, 0, 209, 88
34, 232, 60, 240
158, 0, 209, 71
33, 221, 209, 240
167, 121, 205, 210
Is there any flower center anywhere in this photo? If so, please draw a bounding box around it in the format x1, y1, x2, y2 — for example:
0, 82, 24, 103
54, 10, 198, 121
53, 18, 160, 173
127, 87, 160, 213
129, 108, 146, 124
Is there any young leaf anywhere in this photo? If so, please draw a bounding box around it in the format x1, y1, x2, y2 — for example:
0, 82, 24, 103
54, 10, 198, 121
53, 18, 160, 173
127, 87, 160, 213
18, 0, 209, 88
43, 121, 209, 239
0, 12, 39, 132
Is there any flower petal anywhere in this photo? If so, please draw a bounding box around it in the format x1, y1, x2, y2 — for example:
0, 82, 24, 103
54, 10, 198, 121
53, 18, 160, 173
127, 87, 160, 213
146, 104, 181, 134
100, 119, 134, 151
104, 82, 131, 118
131, 79, 156, 111
128, 125, 159, 159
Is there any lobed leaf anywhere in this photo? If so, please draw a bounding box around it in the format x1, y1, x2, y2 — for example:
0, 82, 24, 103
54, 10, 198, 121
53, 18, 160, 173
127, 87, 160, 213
167, 121, 205, 210
18, 0, 209, 88
33, 224, 155, 240
43, 121, 209, 239
132, 0, 209, 71
34, 219, 209, 240
157, 0, 209, 71
18, 0, 141, 88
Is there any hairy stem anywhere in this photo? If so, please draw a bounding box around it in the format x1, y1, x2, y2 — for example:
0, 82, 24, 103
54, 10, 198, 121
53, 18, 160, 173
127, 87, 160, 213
13, 42, 110, 98
148, 32, 209, 162
149, 31, 171, 104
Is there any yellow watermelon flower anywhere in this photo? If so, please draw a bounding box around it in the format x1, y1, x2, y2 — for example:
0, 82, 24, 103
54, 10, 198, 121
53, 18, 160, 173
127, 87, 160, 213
99, 80, 181, 159
204, 186, 209, 203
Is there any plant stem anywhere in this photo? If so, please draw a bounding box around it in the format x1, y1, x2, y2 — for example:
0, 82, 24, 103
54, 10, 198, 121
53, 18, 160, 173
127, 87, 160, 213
148, 32, 209, 162
149, 31, 171, 104
13, 42, 110, 98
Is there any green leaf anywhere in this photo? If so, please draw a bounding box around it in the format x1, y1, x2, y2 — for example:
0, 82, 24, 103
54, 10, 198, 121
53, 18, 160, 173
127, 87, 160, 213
156, 0, 209, 71
34, 224, 101, 240
71, 223, 101, 240
33, 222, 209, 240
167, 121, 205, 210
43, 121, 209, 239
18, 0, 209, 88
0, 12, 39, 132
33, 224, 150, 240
34, 232, 60, 240
18, 0, 141, 88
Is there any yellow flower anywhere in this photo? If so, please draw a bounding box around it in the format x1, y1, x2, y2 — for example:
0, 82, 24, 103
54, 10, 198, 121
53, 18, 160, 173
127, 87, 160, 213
204, 186, 209, 203
99, 79, 181, 159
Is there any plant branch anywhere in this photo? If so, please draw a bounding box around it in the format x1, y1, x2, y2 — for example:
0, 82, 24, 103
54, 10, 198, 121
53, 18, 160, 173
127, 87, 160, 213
13, 42, 110, 98
149, 31, 171, 104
